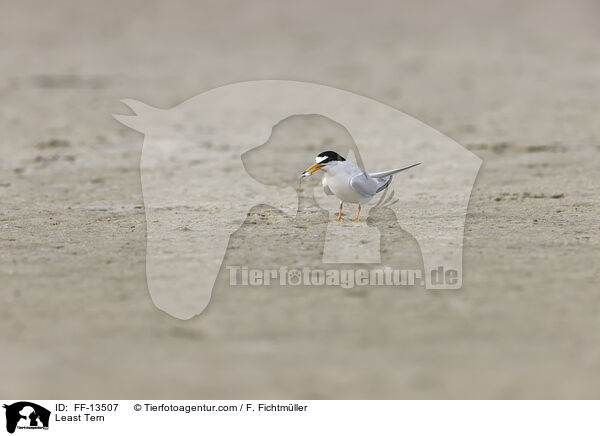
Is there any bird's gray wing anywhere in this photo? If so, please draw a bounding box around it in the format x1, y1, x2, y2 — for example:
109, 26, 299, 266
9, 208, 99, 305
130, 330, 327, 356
352, 162, 419, 196
374, 175, 393, 193
322, 176, 334, 195
350, 171, 389, 197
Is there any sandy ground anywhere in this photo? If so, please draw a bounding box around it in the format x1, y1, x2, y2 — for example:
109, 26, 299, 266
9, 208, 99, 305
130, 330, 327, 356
1, 0, 600, 398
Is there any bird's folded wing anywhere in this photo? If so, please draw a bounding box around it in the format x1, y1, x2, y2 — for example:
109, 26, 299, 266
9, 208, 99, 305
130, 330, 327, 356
350, 172, 386, 197
368, 162, 421, 179
374, 175, 393, 193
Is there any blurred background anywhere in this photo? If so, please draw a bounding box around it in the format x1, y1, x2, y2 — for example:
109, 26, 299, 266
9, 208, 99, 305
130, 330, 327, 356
1, 0, 599, 398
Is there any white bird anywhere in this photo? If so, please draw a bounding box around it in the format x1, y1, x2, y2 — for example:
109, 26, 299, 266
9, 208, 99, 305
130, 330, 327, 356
301, 151, 421, 221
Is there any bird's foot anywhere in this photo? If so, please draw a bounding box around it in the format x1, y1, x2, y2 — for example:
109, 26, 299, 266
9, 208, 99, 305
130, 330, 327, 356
332, 217, 344, 222
351, 218, 360, 222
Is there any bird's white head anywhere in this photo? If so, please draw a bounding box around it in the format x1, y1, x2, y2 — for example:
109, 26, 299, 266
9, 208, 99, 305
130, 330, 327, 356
302, 150, 346, 176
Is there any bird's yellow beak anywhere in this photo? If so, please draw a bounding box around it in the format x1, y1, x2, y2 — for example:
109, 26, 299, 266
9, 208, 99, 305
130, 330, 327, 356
303, 162, 324, 175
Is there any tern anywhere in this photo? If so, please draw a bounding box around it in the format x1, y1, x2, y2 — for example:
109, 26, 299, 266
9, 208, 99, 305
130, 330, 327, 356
301, 151, 421, 221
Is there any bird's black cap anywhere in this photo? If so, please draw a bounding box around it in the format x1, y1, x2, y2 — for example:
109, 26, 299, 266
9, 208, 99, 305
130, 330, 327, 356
316, 151, 346, 163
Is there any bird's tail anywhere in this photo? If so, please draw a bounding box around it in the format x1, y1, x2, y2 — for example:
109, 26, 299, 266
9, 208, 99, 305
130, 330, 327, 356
368, 162, 421, 179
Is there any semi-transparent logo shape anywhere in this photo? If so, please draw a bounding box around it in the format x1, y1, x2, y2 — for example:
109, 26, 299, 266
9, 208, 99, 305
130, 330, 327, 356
114, 80, 481, 320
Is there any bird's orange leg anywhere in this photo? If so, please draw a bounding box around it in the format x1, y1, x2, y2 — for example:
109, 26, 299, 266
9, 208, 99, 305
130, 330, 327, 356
352, 205, 361, 221
333, 201, 344, 221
